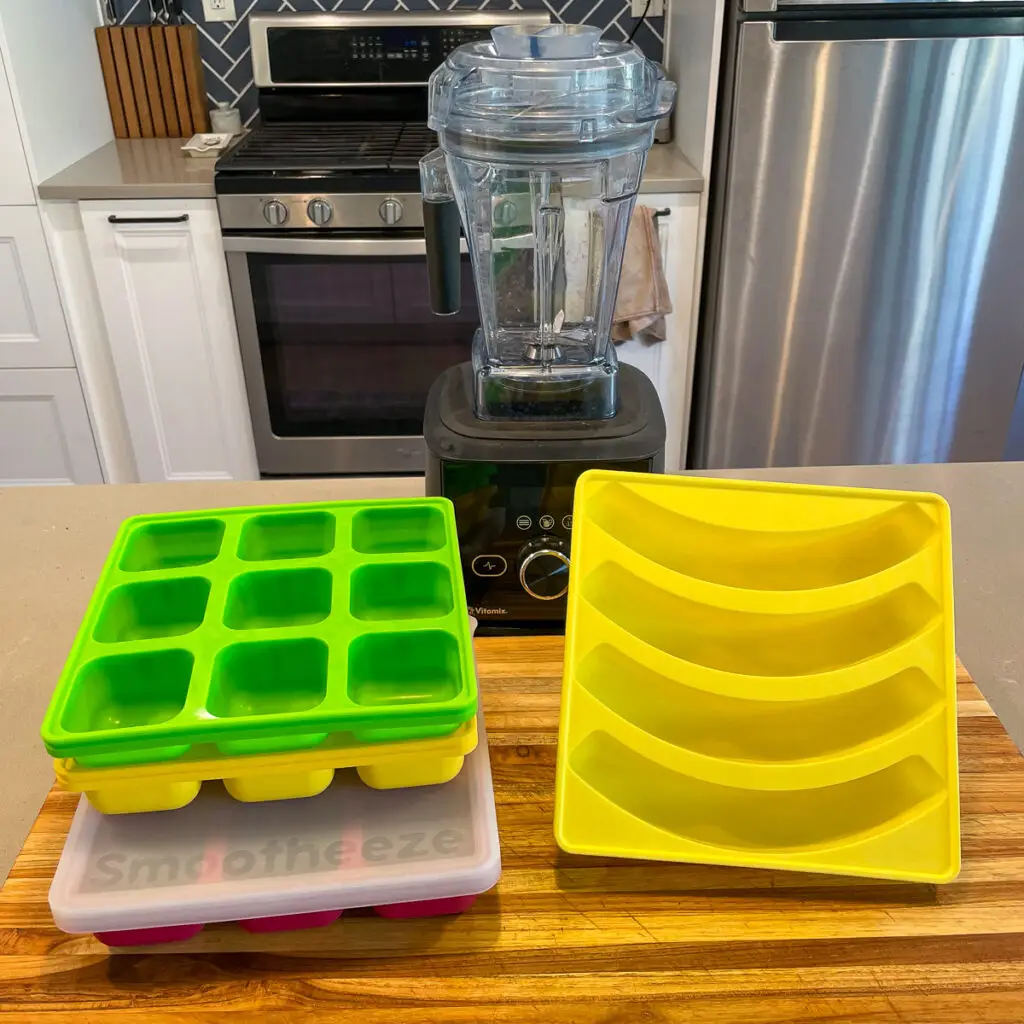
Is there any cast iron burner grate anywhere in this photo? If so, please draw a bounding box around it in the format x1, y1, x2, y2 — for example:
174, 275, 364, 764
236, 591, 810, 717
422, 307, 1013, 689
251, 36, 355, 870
219, 122, 437, 173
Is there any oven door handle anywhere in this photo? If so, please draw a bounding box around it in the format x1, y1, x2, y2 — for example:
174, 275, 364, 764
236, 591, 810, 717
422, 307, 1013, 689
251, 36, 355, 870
221, 235, 468, 256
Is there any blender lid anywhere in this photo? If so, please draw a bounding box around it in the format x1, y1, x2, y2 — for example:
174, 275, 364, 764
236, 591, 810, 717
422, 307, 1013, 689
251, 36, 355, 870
427, 24, 676, 144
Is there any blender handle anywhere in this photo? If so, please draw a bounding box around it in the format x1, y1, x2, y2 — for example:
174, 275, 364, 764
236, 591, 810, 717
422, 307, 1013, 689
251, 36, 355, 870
420, 147, 461, 316
423, 197, 462, 316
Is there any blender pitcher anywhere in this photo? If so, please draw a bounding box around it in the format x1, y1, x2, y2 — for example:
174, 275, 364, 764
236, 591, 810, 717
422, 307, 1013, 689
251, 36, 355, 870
420, 24, 675, 420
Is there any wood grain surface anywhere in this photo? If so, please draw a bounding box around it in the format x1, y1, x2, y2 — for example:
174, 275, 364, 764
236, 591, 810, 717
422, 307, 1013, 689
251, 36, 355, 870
177, 26, 211, 135
137, 29, 167, 140
150, 30, 181, 140
0, 639, 1022, 1023
106, 28, 140, 140
94, 29, 128, 140
164, 28, 193, 140
122, 28, 154, 140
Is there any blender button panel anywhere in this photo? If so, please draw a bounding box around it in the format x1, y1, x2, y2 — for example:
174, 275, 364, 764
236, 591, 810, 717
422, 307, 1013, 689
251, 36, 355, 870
472, 555, 508, 577
539, 515, 555, 530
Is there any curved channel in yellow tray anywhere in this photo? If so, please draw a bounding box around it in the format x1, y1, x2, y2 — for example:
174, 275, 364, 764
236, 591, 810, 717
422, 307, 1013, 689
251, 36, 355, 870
571, 679, 949, 791
586, 480, 940, 591
567, 730, 946, 854
582, 561, 940, 678
577, 643, 943, 763
585, 510, 944, 617
573, 596, 948, 702
56, 717, 478, 814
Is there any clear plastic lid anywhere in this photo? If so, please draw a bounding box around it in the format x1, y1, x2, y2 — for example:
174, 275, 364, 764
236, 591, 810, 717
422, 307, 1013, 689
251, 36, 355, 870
427, 24, 676, 146
48, 719, 499, 934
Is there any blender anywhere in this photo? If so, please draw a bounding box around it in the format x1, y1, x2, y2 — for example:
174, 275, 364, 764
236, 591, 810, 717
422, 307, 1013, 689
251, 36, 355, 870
420, 24, 675, 633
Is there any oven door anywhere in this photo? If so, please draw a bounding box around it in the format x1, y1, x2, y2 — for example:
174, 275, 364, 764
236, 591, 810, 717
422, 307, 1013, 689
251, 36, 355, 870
223, 234, 478, 476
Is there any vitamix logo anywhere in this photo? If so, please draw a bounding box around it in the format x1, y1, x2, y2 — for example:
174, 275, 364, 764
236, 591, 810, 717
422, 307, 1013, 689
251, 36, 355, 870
83, 827, 471, 892
469, 606, 506, 616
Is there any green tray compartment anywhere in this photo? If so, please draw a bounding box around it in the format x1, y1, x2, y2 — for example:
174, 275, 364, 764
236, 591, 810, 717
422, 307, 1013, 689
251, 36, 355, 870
40, 498, 476, 766
94, 577, 211, 643
224, 567, 333, 630
352, 504, 446, 553
119, 518, 225, 572
350, 562, 454, 621
238, 510, 336, 562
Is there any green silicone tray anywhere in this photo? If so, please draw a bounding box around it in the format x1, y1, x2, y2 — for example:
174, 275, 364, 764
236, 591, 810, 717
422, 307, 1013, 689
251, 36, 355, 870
40, 499, 476, 768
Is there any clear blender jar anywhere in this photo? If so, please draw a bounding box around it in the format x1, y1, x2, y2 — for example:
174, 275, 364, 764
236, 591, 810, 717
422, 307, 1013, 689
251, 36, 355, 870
420, 24, 675, 420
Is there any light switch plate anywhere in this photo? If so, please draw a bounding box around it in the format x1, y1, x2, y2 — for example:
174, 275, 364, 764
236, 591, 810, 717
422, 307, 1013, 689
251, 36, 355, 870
201, 0, 237, 21
631, 0, 665, 17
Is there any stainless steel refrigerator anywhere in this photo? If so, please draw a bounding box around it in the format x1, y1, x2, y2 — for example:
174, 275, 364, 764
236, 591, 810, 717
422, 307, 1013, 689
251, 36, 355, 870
691, 0, 1024, 468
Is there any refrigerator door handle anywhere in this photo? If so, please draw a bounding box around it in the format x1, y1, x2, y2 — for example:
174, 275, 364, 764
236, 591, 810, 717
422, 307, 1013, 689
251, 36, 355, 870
761, 0, 1024, 11
773, 15, 1024, 42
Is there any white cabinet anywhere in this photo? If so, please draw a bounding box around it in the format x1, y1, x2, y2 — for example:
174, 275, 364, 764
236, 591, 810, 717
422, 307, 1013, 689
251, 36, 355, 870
0, 1, 113, 187
0, 44, 32, 205
0, 367, 102, 484
81, 199, 257, 483
616, 193, 701, 471
0, 206, 75, 368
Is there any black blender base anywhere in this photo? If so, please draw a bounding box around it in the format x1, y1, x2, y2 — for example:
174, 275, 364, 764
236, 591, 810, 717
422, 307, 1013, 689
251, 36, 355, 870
424, 362, 667, 633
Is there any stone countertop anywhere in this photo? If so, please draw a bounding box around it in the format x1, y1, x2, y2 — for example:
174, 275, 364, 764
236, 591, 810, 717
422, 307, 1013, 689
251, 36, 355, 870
3, 461, 1019, 885
641, 143, 704, 193
37, 137, 703, 201
38, 138, 220, 201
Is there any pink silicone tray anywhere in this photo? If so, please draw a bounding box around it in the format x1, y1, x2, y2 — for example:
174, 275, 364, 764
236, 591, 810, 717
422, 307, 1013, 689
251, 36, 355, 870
96, 895, 480, 946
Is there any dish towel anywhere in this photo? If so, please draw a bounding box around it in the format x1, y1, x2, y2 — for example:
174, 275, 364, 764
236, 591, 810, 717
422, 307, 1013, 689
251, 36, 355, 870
612, 205, 672, 343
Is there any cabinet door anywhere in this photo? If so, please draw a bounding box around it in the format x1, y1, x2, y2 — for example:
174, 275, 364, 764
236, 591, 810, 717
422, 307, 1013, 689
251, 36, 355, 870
0, 367, 102, 484
0, 46, 33, 204
0, 206, 75, 368
81, 200, 257, 482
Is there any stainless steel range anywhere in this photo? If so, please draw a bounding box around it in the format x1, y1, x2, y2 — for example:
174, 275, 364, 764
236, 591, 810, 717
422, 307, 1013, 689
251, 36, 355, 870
216, 11, 548, 477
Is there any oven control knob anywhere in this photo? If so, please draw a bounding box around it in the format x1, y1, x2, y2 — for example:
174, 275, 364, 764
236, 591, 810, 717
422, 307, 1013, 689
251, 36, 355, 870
262, 200, 289, 226
518, 537, 570, 602
378, 197, 404, 225
307, 198, 334, 227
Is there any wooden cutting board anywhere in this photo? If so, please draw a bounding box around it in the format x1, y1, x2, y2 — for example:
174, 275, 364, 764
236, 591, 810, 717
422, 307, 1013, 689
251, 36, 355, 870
95, 25, 210, 139
0, 640, 1022, 1022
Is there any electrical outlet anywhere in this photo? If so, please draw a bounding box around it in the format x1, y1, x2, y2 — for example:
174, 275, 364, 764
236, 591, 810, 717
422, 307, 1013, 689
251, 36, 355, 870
631, 0, 664, 18
202, 0, 237, 21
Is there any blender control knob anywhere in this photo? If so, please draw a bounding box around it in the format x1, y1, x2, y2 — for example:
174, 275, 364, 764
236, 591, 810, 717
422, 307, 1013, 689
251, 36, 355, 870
307, 198, 334, 226
263, 200, 289, 226
518, 537, 570, 601
379, 197, 404, 225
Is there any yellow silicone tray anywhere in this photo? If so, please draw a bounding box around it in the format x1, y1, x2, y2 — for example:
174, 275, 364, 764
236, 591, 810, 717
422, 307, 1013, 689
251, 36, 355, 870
57, 718, 477, 814
554, 471, 960, 883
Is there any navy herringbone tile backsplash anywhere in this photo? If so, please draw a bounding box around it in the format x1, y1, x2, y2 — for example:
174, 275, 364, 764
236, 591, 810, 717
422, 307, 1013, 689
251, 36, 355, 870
114, 0, 665, 127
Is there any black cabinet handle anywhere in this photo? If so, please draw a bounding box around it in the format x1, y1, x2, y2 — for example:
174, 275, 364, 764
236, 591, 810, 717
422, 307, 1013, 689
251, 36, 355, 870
107, 214, 190, 225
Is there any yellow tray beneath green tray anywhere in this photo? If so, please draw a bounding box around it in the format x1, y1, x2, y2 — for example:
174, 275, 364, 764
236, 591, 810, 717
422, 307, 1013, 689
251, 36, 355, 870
56, 718, 478, 814
554, 471, 960, 883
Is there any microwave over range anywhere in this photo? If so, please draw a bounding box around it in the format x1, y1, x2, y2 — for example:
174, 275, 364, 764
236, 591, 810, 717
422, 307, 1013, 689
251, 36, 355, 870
215, 11, 549, 476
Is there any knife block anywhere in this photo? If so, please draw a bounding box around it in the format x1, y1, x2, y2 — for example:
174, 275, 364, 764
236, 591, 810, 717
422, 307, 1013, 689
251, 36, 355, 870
95, 25, 212, 140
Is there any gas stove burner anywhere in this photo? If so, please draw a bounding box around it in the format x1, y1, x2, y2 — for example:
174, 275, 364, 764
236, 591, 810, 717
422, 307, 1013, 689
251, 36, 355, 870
218, 121, 437, 175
